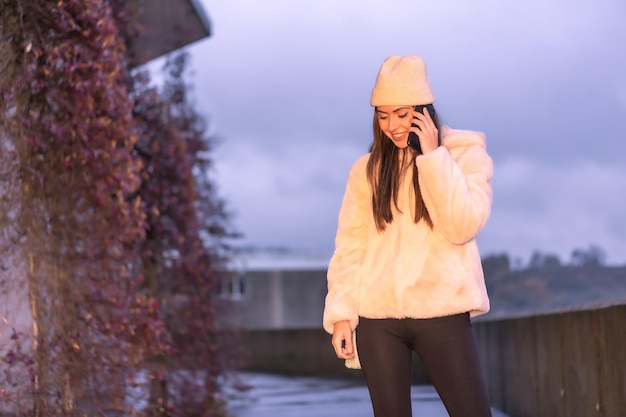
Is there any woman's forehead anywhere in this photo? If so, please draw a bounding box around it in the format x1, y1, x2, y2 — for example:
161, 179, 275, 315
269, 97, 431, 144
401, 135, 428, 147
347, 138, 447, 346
376, 105, 411, 114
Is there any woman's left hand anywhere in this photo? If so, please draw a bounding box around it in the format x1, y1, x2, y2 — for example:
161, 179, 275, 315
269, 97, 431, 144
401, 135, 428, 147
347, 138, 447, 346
411, 107, 439, 154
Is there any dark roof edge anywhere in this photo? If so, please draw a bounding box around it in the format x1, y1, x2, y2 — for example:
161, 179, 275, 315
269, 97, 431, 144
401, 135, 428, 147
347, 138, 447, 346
189, 0, 212, 36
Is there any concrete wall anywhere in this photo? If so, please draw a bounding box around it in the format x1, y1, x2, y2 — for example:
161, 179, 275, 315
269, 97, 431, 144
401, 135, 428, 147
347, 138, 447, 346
238, 328, 429, 382
221, 267, 430, 382
223, 269, 328, 330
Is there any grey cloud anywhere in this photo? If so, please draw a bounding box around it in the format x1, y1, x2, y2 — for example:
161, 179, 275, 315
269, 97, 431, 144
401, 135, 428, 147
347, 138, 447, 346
482, 158, 626, 264
189, 0, 626, 264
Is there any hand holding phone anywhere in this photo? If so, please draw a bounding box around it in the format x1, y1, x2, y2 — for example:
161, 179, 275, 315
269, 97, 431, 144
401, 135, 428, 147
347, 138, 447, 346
407, 104, 436, 153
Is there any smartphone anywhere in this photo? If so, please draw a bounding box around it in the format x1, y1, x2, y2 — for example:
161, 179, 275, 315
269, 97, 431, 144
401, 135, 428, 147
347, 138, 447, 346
407, 104, 436, 153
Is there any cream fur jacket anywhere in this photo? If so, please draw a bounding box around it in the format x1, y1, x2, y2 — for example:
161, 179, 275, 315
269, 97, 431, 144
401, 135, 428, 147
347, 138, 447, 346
323, 126, 493, 334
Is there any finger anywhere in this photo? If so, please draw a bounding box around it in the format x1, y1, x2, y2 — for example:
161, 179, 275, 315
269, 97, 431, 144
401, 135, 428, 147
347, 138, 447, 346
411, 115, 426, 134
417, 127, 439, 154
410, 120, 433, 142
343, 334, 353, 354
332, 334, 346, 358
332, 334, 354, 359
414, 109, 434, 128
343, 338, 355, 359
422, 106, 433, 121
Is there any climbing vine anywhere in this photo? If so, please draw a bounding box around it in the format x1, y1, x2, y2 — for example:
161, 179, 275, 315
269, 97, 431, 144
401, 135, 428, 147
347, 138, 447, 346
0, 1, 237, 415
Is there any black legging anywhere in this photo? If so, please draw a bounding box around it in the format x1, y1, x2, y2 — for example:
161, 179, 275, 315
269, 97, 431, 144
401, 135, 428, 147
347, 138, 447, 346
357, 313, 493, 417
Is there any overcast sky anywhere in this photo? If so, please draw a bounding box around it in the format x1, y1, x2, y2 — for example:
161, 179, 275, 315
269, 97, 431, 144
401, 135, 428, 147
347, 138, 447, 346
178, 0, 626, 266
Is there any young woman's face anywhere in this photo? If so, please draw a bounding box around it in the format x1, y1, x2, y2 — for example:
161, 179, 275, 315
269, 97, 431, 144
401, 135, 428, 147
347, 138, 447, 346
375, 105, 412, 148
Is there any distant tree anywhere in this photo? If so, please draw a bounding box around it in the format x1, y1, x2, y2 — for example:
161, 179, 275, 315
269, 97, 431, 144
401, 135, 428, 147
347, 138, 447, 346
544, 255, 562, 269
528, 251, 562, 270
570, 245, 606, 267
132, 52, 239, 416
481, 253, 510, 280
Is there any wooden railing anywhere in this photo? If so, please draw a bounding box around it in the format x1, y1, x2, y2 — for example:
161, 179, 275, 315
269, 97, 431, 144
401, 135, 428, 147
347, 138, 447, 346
473, 304, 626, 417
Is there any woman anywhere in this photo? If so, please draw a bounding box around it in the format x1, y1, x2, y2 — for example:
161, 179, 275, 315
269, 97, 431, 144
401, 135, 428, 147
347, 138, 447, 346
323, 55, 494, 417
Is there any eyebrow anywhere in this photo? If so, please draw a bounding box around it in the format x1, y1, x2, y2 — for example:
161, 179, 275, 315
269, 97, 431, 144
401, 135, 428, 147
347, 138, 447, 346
376, 107, 411, 115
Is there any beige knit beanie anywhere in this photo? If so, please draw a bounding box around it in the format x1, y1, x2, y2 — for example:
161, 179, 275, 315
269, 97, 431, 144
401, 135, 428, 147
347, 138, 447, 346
370, 55, 435, 107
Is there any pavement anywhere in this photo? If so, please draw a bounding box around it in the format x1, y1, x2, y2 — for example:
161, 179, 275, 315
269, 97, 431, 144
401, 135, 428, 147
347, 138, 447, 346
224, 372, 509, 417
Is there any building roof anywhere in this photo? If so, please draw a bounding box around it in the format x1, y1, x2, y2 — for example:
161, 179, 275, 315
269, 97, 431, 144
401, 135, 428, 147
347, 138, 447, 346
229, 248, 331, 273
130, 0, 212, 67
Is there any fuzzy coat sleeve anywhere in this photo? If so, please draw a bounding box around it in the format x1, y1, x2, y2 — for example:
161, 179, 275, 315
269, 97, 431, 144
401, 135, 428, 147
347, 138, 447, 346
322, 154, 370, 334
416, 128, 493, 245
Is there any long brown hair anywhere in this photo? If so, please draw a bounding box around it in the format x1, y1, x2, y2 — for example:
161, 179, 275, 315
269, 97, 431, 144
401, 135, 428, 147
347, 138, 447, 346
366, 107, 442, 232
